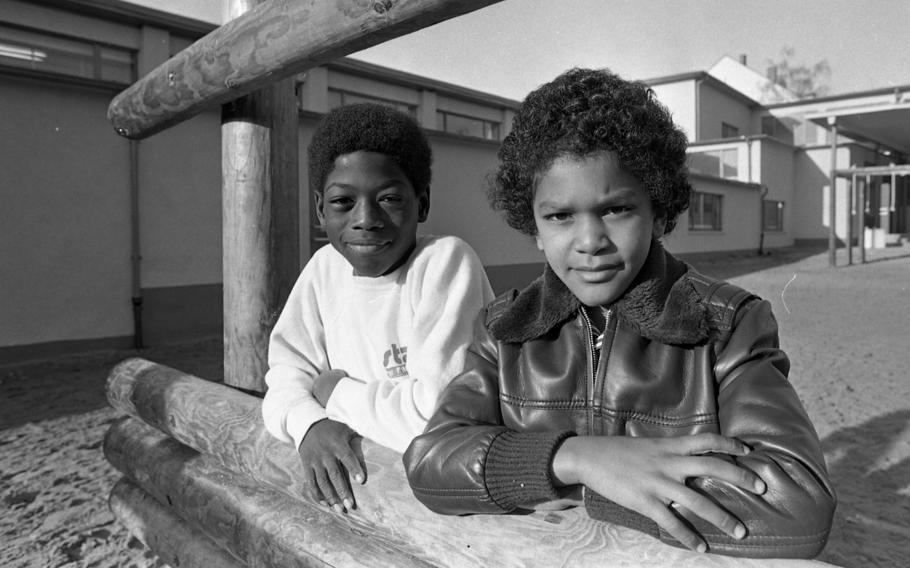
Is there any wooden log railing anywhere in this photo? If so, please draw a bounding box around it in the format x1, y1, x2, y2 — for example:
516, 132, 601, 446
104, 358, 833, 568
109, 478, 247, 568
107, 0, 505, 139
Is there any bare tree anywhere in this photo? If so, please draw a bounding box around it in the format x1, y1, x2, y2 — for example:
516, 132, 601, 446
765, 46, 831, 99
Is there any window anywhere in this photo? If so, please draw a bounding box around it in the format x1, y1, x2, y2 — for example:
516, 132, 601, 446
436, 110, 500, 140
689, 192, 723, 231
763, 199, 785, 231
687, 149, 738, 179
327, 88, 416, 116
721, 122, 739, 138
0, 24, 134, 84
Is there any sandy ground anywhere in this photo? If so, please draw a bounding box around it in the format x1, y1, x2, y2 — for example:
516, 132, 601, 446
2, 244, 910, 568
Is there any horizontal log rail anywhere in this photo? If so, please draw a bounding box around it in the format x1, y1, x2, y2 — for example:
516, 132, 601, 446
105, 418, 423, 567
109, 478, 247, 568
104, 358, 830, 568
107, 0, 504, 139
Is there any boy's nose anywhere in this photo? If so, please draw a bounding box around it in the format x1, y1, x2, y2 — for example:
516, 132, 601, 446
574, 216, 610, 254
351, 200, 384, 230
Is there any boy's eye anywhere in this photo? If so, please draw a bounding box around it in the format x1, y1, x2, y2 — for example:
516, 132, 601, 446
543, 212, 571, 222
328, 196, 355, 209
602, 205, 633, 216
379, 194, 405, 204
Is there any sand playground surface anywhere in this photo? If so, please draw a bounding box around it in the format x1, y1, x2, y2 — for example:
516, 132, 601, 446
2, 244, 910, 568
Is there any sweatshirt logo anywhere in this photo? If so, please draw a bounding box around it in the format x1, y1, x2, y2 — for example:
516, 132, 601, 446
382, 344, 408, 378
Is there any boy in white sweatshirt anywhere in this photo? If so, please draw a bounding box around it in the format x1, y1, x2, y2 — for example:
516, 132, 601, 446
262, 103, 494, 514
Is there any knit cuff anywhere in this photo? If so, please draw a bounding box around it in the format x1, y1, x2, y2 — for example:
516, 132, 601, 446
585, 490, 661, 539
485, 430, 576, 510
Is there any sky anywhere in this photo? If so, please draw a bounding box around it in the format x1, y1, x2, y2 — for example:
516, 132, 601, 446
124, 0, 910, 101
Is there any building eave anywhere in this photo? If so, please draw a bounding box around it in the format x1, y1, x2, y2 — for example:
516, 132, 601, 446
327, 57, 521, 109
26, 0, 218, 36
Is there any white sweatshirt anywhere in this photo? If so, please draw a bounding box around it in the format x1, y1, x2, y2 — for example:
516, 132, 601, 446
262, 235, 494, 453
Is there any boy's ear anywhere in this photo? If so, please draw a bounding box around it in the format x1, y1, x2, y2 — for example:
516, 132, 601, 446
417, 188, 430, 223
534, 233, 544, 251
652, 214, 667, 239
313, 191, 326, 227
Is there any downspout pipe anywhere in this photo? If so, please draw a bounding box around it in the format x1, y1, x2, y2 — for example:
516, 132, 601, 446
758, 185, 769, 256
129, 139, 144, 349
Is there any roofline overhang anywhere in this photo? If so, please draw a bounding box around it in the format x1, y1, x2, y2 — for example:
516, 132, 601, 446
642, 70, 760, 108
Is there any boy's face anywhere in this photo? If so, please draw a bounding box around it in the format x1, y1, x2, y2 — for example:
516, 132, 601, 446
316, 151, 428, 277
533, 151, 665, 307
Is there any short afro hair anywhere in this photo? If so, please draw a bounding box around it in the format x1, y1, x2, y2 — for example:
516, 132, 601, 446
489, 67, 691, 235
308, 103, 432, 196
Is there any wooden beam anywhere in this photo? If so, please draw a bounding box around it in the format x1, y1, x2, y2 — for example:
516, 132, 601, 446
109, 478, 247, 568
105, 358, 829, 567
107, 357, 312, 499
106, 418, 422, 568
108, 0, 505, 139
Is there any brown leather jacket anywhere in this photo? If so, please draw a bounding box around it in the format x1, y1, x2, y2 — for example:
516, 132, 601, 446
404, 244, 835, 558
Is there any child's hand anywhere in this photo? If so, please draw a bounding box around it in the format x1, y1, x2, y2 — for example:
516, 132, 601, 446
313, 369, 347, 407
552, 433, 765, 553
298, 418, 367, 513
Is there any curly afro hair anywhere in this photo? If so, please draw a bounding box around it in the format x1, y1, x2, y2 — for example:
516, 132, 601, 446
308, 103, 432, 196
489, 67, 691, 236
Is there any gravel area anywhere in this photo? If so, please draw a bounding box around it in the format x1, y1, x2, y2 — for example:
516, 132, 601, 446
2, 244, 909, 568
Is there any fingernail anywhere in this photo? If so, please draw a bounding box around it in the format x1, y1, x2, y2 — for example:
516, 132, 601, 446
734, 524, 746, 539
333, 504, 345, 514
743, 445, 752, 455
343, 498, 354, 510
755, 479, 766, 494
696, 542, 707, 553
355, 474, 365, 484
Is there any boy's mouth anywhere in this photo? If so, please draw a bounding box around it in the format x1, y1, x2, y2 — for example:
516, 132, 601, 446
346, 240, 391, 254
574, 263, 622, 282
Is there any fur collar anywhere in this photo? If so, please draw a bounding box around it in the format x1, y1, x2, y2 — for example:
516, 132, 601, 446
487, 241, 711, 346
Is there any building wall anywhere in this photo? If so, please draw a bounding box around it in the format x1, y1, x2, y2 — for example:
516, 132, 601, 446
697, 83, 753, 140
0, 76, 133, 350
662, 176, 761, 255
757, 137, 797, 249
793, 145, 852, 244
650, 80, 697, 139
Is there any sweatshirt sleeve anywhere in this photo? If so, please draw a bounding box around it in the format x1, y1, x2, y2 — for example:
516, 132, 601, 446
261, 259, 331, 449
323, 237, 495, 453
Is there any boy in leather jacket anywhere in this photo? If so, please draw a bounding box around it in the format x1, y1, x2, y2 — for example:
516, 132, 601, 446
403, 68, 835, 558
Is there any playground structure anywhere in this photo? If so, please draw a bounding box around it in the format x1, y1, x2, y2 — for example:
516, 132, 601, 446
102, 1, 836, 566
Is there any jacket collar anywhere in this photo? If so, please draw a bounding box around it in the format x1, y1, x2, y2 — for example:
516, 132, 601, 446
488, 240, 710, 345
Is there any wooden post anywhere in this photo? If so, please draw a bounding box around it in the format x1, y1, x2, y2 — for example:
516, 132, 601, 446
827, 117, 838, 267
846, 172, 853, 266
859, 176, 867, 263
221, 0, 299, 392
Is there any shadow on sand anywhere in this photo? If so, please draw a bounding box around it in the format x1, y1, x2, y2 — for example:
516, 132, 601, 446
816, 410, 910, 567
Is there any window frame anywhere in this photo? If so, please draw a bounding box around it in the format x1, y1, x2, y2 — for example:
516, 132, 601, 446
721, 122, 739, 138
688, 191, 724, 231
762, 199, 785, 231
436, 109, 500, 141
326, 88, 417, 117
0, 24, 135, 85
687, 148, 739, 180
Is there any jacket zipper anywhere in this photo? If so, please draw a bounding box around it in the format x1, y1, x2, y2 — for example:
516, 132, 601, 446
580, 307, 612, 435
